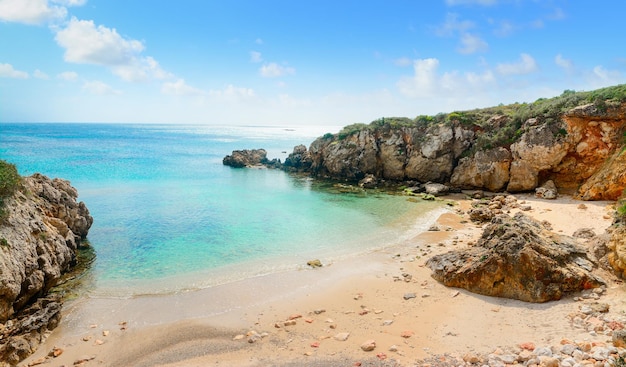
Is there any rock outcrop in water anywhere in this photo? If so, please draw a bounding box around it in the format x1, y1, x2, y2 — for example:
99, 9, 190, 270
426, 212, 605, 302
0, 173, 92, 366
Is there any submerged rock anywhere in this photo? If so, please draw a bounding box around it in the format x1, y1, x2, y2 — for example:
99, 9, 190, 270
427, 212, 605, 302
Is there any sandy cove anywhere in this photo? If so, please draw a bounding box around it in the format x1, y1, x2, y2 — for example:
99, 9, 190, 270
20, 193, 625, 367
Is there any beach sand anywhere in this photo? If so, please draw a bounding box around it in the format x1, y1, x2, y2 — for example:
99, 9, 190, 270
20, 193, 624, 367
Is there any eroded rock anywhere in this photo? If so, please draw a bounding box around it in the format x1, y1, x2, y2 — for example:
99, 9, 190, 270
427, 213, 605, 302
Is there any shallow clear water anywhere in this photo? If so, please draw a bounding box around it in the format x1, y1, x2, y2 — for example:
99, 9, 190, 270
0, 123, 443, 296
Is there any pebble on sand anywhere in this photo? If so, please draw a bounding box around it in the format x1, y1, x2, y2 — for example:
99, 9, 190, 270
361, 340, 376, 351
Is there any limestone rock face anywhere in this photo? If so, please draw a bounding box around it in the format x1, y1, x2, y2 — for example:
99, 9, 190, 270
0, 174, 92, 364
426, 213, 605, 302
222, 149, 269, 168
450, 147, 511, 192
576, 148, 626, 201
308, 123, 471, 182
508, 122, 569, 192
607, 215, 626, 278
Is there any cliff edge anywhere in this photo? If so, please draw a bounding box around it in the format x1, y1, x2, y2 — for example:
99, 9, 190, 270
0, 170, 93, 366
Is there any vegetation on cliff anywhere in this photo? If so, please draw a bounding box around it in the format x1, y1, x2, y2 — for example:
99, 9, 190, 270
0, 160, 21, 219
333, 84, 626, 153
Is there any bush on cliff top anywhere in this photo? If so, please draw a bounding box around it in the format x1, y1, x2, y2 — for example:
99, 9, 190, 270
0, 160, 21, 219
329, 84, 626, 150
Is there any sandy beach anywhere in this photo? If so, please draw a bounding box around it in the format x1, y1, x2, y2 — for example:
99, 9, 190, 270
20, 193, 624, 367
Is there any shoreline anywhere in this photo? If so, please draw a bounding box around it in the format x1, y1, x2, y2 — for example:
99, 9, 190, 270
20, 193, 623, 367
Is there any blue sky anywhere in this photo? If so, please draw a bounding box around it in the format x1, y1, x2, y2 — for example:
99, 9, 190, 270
1, 0, 625, 125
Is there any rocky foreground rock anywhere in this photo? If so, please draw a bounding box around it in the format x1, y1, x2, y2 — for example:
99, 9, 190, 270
427, 212, 605, 303
0, 173, 92, 365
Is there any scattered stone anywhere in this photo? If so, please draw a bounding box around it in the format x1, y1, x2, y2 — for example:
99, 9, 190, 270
428, 225, 440, 232
613, 330, 626, 348
382, 320, 394, 326
288, 314, 302, 320
283, 320, 296, 327
307, 259, 323, 268
450, 290, 460, 297
102, 330, 109, 337
334, 332, 350, 341
572, 228, 596, 239
400, 330, 414, 338
536, 180, 558, 199
463, 353, 481, 364
403, 293, 416, 300
232, 334, 245, 341
48, 347, 64, 358
73, 355, 96, 365
94, 339, 104, 345
82, 336, 92, 342
389, 345, 399, 352
310, 341, 320, 348
360, 340, 376, 352
376, 352, 387, 360
519, 342, 536, 351
577, 203, 588, 210
313, 309, 326, 315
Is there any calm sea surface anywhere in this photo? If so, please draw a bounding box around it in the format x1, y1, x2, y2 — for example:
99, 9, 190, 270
0, 123, 443, 296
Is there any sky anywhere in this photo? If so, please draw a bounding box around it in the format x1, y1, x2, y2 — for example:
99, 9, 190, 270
1, 0, 625, 126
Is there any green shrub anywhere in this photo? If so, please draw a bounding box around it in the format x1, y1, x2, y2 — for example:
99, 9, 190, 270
0, 160, 21, 219
0, 160, 20, 198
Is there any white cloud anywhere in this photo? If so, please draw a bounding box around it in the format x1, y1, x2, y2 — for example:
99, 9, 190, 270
55, 18, 144, 66
0, 63, 29, 78
445, 0, 498, 6
161, 79, 204, 96
250, 51, 262, 63
208, 85, 255, 100
113, 56, 171, 82
458, 33, 488, 54
82, 80, 121, 95
33, 69, 49, 79
397, 58, 496, 98
587, 66, 624, 88
436, 13, 475, 37
555, 54, 573, 72
52, 0, 86, 6
259, 62, 295, 78
496, 53, 538, 75
57, 71, 78, 80
55, 18, 173, 82
0, 0, 66, 25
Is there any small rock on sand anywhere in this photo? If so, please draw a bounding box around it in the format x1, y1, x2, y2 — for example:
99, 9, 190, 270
360, 340, 376, 351
334, 332, 350, 341
403, 293, 416, 300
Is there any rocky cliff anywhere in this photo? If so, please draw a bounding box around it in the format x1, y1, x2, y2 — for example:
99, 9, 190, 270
0, 173, 92, 365
299, 101, 626, 200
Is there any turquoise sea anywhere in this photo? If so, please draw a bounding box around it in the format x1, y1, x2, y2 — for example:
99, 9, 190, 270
0, 123, 443, 296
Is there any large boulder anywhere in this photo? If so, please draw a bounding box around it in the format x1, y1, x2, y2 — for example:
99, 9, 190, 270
427, 213, 605, 302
